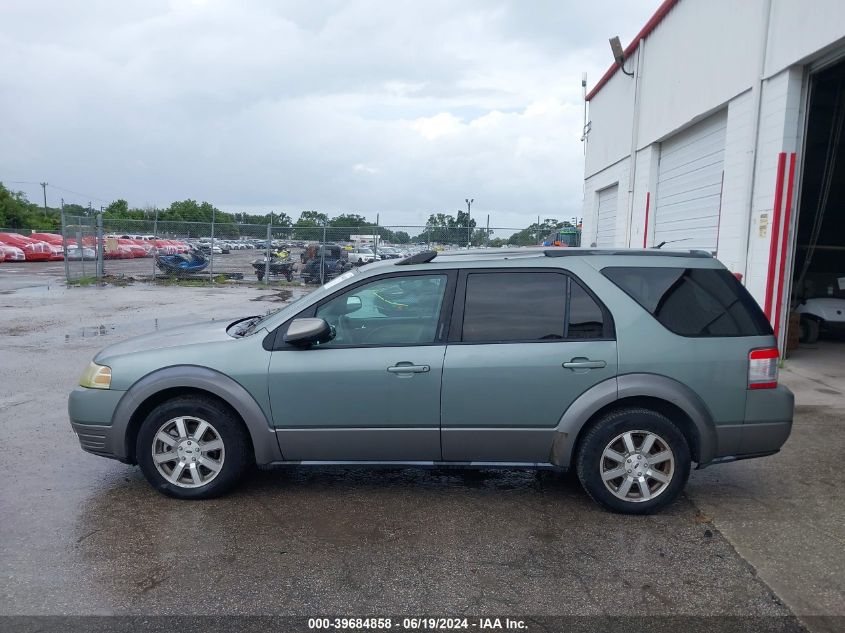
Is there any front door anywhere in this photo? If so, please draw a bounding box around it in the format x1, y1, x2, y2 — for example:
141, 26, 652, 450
440, 270, 617, 462
267, 271, 454, 461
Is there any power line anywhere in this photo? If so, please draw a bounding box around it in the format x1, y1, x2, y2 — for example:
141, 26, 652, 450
48, 184, 111, 204
1, 179, 112, 204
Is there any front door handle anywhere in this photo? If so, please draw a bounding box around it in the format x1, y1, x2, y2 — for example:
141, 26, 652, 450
387, 363, 430, 374
562, 358, 607, 370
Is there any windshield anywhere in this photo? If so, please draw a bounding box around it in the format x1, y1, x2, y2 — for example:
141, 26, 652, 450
238, 269, 359, 337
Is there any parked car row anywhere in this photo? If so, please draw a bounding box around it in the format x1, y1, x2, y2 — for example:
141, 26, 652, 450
0, 230, 431, 269
0, 231, 195, 262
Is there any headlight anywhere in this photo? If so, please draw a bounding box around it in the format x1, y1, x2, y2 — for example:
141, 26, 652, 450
79, 362, 112, 389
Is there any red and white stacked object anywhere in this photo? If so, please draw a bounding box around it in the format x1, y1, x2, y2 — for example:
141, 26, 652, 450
29, 232, 67, 261
0, 233, 52, 261
0, 242, 27, 261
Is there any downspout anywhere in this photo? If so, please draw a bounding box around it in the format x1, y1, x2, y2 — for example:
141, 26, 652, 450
741, 0, 774, 277
625, 43, 644, 247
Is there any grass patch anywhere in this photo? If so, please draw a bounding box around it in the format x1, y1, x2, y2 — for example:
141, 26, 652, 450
68, 276, 98, 287
158, 277, 211, 287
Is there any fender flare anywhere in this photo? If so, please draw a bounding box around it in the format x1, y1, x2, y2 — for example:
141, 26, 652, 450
112, 365, 282, 465
550, 374, 717, 467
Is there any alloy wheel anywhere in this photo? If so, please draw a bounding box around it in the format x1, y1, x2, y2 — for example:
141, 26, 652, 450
600, 430, 675, 502
151, 416, 225, 488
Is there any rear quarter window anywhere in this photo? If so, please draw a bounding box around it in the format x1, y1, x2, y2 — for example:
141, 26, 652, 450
601, 266, 773, 337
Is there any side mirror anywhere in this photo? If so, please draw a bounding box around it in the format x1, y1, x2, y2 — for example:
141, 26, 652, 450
343, 296, 362, 314
283, 318, 334, 347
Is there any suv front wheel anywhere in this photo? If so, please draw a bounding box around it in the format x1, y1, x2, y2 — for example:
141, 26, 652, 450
136, 395, 252, 500
576, 408, 691, 514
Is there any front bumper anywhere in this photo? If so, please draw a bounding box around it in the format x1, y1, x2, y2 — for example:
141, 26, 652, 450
68, 387, 128, 461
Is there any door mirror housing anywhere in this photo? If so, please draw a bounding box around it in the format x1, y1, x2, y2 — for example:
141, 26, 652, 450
283, 318, 334, 347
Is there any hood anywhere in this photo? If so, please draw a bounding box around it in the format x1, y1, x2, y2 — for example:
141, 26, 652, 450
94, 319, 237, 362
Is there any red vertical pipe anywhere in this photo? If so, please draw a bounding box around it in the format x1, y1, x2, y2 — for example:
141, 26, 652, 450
773, 153, 797, 340
764, 153, 787, 320
642, 192, 651, 248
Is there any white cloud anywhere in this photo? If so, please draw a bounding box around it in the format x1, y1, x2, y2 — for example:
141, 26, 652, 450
410, 113, 464, 141
0, 0, 660, 227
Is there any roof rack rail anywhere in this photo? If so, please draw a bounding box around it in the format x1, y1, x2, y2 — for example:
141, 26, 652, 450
396, 250, 437, 265
543, 249, 712, 259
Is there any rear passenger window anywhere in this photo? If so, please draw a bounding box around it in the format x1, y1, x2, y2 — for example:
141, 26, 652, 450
568, 281, 605, 339
461, 272, 607, 342
601, 267, 773, 337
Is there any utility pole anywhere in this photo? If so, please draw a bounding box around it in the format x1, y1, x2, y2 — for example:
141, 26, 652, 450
61, 198, 70, 284
40, 182, 48, 216
374, 213, 379, 260
485, 214, 490, 247
465, 198, 473, 248
320, 221, 327, 284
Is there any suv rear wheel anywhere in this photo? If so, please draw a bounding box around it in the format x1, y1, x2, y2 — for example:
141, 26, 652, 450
136, 395, 251, 500
576, 408, 691, 514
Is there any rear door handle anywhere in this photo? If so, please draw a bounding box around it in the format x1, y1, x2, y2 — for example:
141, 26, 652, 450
562, 358, 607, 370
387, 363, 430, 374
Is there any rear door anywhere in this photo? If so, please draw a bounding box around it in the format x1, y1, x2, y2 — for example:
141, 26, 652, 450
440, 269, 617, 462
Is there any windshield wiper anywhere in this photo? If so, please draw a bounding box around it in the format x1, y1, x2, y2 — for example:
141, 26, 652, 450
229, 316, 261, 338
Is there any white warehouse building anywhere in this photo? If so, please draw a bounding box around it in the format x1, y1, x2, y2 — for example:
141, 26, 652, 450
581, 0, 845, 349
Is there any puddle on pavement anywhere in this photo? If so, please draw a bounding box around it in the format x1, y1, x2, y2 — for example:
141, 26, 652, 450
0, 283, 62, 296
66, 317, 196, 341
80, 324, 116, 337
251, 288, 294, 302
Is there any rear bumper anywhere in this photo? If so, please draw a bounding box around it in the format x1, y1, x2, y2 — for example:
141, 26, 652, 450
704, 385, 793, 468
741, 385, 794, 454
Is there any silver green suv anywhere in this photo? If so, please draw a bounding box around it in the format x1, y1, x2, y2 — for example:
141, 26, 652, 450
68, 248, 793, 514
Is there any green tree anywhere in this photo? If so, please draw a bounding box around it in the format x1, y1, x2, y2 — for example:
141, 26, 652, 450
293, 210, 329, 240
62, 203, 89, 217
105, 199, 129, 216
508, 218, 570, 246
298, 210, 329, 225
420, 213, 455, 244
269, 212, 293, 227
327, 213, 375, 241
0, 184, 59, 230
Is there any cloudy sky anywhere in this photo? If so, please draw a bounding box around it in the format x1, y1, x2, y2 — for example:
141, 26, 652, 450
1, 0, 658, 228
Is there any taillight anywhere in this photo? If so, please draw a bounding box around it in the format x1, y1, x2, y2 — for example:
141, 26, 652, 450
748, 348, 779, 389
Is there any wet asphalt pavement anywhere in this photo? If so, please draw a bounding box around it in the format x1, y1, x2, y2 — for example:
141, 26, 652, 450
0, 277, 818, 628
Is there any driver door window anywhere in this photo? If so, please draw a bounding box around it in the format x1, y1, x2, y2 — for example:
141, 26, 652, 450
315, 274, 448, 346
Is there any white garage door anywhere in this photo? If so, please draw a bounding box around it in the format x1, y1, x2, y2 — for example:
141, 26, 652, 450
595, 184, 618, 247
654, 111, 727, 252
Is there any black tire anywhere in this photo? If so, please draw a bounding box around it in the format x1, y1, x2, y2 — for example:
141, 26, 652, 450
256, 270, 264, 281
136, 395, 252, 500
576, 408, 691, 515
799, 317, 820, 344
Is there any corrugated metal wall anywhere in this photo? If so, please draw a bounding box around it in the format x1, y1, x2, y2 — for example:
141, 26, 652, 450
654, 111, 727, 251
595, 184, 619, 247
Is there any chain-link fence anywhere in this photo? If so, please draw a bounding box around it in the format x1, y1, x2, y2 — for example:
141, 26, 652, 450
7, 216, 567, 286
61, 214, 102, 282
